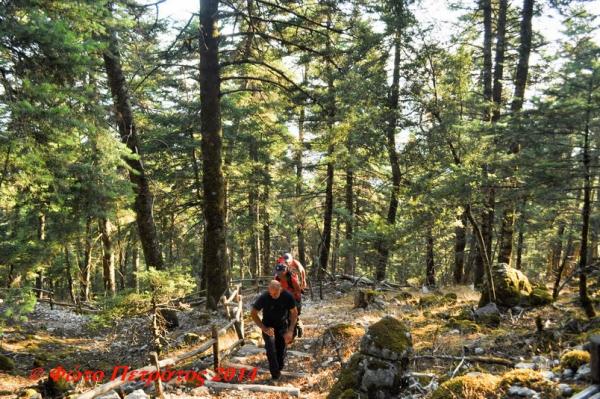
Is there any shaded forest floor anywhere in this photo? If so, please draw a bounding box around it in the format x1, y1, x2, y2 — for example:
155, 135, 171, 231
1, 281, 598, 398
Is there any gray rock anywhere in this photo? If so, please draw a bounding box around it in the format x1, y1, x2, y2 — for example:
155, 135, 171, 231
541, 370, 556, 380
575, 364, 591, 380
97, 392, 120, 399
360, 362, 398, 392
515, 362, 536, 370
558, 383, 573, 396
474, 302, 501, 326
508, 385, 538, 397
339, 282, 354, 293
474, 347, 485, 355
562, 368, 574, 379
125, 389, 149, 399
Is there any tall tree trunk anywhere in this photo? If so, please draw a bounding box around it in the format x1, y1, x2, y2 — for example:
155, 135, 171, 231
497, 0, 534, 264
249, 137, 260, 278
79, 217, 93, 302
463, 228, 477, 284
317, 150, 334, 280
199, 0, 229, 309
491, 0, 507, 123
317, 40, 336, 280
344, 166, 355, 274
551, 223, 565, 274
578, 75, 596, 318
132, 241, 140, 293
102, 22, 163, 270
474, 0, 495, 284
454, 210, 468, 283
375, 29, 402, 282
99, 218, 116, 296
515, 224, 525, 270
425, 224, 435, 287
481, 0, 493, 122
261, 162, 271, 276
64, 246, 76, 303
332, 216, 340, 276
296, 102, 307, 268
35, 212, 45, 299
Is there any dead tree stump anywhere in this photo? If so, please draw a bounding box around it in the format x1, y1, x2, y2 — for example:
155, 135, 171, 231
354, 289, 375, 309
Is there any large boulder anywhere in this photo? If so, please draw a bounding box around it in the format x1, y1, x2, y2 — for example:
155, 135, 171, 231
479, 263, 532, 308
328, 316, 412, 399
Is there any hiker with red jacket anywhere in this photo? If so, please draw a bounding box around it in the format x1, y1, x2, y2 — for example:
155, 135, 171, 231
282, 253, 307, 291
274, 262, 303, 338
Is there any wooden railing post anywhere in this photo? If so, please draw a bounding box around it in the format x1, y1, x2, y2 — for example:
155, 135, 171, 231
590, 335, 600, 383
150, 352, 164, 399
234, 293, 244, 340
212, 324, 220, 370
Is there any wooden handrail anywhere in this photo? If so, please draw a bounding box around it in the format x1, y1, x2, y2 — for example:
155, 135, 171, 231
76, 283, 245, 399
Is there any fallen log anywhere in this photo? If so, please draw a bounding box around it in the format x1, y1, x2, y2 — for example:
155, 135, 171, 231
570, 385, 600, 399
76, 338, 217, 399
412, 354, 514, 367
202, 381, 300, 397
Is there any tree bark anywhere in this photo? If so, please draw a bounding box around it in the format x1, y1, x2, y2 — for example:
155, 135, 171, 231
64, 246, 76, 303
481, 0, 493, 122
261, 163, 271, 276
453, 210, 468, 283
474, 0, 496, 284
79, 217, 93, 302
375, 27, 402, 282
496, 0, 534, 265
425, 224, 435, 287
99, 218, 116, 297
317, 29, 336, 280
35, 212, 45, 299
296, 102, 307, 268
344, 166, 355, 274
102, 21, 164, 270
199, 0, 229, 309
578, 74, 596, 318
491, 0, 507, 123
249, 136, 260, 278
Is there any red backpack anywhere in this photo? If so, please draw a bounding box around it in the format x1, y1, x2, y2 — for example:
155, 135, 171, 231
276, 271, 301, 301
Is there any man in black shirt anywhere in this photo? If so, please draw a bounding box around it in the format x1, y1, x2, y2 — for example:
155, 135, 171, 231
251, 280, 298, 380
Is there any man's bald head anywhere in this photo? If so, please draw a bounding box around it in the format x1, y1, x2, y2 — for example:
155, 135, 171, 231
268, 280, 282, 298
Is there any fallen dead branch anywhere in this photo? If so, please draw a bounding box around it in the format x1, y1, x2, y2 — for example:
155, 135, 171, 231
412, 354, 514, 367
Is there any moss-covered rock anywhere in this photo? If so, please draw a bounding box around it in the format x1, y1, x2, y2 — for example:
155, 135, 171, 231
327, 353, 366, 399
446, 317, 480, 333
474, 302, 501, 327
479, 263, 533, 308
498, 369, 560, 398
0, 354, 15, 371
429, 373, 500, 399
360, 316, 412, 361
525, 286, 553, 307
560, 350, 590, 371
329, 316, 413, 399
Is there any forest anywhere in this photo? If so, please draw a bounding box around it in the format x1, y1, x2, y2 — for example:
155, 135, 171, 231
0, 0, 600, 398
